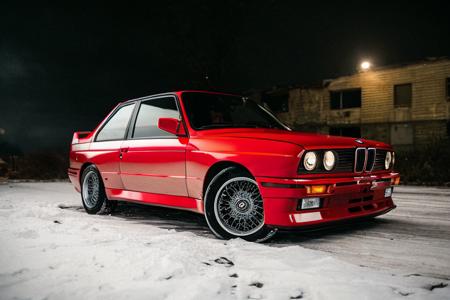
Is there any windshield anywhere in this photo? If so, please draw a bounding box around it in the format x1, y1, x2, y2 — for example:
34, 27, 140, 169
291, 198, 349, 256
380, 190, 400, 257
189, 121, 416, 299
181, 92, 290, 131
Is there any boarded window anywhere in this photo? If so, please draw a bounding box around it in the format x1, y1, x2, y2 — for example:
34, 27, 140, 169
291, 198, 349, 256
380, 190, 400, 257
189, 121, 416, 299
390, 123, 413, 145
263, 93, 289, 113
330, 89, 361, 109
394, 83, 412, 107
329, 126, 361, 138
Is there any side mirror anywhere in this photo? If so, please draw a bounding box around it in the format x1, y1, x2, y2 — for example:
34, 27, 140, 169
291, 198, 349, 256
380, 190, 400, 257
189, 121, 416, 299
158, 118, 186, 136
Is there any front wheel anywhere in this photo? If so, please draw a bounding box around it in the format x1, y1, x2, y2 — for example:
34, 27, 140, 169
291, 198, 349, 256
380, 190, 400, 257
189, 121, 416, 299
204, 167, 277, 242
81, 165, 117, 215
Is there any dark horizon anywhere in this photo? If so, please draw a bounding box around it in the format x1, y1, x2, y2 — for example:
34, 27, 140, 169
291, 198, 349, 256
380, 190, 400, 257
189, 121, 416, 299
1, 1, 449, 153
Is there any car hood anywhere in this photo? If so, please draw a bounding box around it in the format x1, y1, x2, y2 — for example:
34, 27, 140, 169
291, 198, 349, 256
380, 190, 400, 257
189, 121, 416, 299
202, 129, 391, 149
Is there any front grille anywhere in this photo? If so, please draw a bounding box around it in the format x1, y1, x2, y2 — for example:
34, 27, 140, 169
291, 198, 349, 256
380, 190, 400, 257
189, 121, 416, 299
366, 148, 376, 171
334, 149, 355, 172
355, 148, 366, 172
373, 150, 387, 171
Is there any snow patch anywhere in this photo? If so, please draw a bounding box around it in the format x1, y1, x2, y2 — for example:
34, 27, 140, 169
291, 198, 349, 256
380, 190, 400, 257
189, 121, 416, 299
0, 182, 449, 300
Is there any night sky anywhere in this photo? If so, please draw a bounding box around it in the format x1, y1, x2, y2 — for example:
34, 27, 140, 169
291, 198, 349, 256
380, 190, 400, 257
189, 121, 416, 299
1, 1, 449, 153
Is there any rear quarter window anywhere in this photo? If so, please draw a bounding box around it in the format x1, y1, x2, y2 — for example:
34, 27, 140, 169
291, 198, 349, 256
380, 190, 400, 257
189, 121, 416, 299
96, 104, 135, 141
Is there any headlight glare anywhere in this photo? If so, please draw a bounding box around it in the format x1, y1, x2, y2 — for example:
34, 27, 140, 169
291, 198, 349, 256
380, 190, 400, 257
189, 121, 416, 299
303, 151, 317, 171
323, 151, 336, 171
385, 151, 392, 170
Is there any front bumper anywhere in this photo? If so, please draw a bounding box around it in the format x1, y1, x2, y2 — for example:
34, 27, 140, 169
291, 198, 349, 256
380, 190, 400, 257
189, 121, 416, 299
256, 173, 400, 228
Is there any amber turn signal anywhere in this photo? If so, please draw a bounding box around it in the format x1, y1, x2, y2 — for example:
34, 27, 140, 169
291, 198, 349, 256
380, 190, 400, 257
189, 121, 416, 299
305, 185, 328, 194
391, 177, 400, 185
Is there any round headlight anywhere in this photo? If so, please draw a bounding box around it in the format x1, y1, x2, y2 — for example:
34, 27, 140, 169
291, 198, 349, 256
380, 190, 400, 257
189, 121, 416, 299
385, 151, 392, 170
323, 151, 336, 171
303, 151, 317, 171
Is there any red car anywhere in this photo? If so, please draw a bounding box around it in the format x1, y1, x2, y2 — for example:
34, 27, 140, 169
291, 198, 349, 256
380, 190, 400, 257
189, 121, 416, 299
69, 91, 400, 242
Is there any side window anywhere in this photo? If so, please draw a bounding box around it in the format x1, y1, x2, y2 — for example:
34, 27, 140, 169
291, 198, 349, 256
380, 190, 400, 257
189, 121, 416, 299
132, 97, 180, 138
96, 104, 135, 141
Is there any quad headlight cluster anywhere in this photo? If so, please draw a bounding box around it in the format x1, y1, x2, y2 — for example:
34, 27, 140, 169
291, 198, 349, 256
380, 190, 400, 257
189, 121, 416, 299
302, 151, 336, 171
301, 149, 395, 172
385, 151, 395, 170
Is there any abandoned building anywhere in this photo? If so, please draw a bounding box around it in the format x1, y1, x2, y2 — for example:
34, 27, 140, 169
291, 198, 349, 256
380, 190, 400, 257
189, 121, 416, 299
252, 57, 450, 149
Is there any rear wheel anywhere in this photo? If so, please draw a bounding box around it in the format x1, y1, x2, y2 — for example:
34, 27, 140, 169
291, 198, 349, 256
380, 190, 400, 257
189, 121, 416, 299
204, 167, 277, 242
81, 165, 117, 214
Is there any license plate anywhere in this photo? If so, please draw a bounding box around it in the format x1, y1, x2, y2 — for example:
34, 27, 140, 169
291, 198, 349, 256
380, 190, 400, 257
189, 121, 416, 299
384, 187, 393, 198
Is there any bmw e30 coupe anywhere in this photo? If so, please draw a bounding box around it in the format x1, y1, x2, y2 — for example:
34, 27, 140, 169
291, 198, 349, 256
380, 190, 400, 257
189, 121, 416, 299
68, 91, 400, 242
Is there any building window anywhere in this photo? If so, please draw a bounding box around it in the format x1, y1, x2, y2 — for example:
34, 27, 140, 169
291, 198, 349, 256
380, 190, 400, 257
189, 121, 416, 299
329, 126, 361, 138
394, 83, 412, 107
330, 89, 361, 110
263, 93, 289, 113
446, 78, 450, 101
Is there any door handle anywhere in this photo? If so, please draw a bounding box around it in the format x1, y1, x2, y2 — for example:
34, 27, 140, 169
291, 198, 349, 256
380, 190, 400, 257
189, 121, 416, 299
119, 147, 129, 159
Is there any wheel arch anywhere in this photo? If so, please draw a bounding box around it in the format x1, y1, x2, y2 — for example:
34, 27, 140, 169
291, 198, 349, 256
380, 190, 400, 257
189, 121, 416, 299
202, 161, 254, 200
79, 162, 94, 185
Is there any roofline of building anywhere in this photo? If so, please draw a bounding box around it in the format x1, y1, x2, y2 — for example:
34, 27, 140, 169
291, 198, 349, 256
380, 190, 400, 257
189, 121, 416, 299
325, 56, 450, 84
248, 56, 450, 91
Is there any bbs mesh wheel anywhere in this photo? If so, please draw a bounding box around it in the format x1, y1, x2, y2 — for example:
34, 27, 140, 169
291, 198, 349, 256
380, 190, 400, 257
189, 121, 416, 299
81, 165, 117, 215
204, 166, 277, 242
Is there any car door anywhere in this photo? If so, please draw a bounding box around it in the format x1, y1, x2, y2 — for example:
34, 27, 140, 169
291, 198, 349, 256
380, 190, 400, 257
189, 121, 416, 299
119, 96, 188, 196
90, 103, 136, 190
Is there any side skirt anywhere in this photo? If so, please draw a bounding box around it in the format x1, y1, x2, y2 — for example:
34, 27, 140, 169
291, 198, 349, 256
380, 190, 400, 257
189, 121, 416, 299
105, 188, 204, 214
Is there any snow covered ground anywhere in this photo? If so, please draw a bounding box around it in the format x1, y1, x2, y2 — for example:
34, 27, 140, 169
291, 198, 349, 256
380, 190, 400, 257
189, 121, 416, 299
0, 182, 449, 300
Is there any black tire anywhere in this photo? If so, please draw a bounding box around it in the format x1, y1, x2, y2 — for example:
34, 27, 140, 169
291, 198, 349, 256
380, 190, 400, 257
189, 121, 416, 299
80, 165, 117, 215
204, 166, 277, 242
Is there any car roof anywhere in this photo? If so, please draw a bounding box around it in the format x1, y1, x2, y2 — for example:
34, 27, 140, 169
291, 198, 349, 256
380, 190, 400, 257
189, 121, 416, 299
121, 90, 242, 104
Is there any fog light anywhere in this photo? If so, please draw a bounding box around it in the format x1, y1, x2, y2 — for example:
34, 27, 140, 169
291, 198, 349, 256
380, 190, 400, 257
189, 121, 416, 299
306, 185, 328, 194
300, 197, 321, 210
384, 187, 393, 198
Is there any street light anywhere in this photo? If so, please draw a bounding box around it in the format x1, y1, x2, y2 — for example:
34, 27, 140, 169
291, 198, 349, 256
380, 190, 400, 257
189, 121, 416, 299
360, 61, 371, 71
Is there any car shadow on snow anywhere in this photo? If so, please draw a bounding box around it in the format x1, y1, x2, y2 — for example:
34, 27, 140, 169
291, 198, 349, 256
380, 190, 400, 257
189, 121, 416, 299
59, 201, 213, 237
112, 202, 214, 237
61, 202, 400, 244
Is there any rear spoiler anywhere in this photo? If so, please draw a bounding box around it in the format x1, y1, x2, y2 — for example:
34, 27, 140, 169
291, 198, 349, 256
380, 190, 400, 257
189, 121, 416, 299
72, 131, 92, 144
